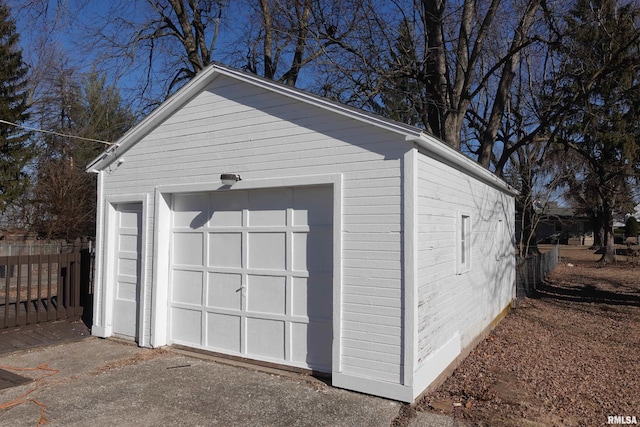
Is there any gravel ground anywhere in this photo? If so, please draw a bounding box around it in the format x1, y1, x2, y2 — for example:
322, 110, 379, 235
415, 246, 640, 427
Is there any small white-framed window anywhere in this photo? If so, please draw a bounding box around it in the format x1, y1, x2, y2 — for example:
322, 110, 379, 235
495, 218, 504, 260
457, 213, 471, 274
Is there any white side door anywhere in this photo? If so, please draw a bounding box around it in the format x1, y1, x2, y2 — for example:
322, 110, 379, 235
112, 202, 142, 341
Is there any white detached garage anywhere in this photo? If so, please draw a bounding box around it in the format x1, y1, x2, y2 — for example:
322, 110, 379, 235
88, 63, 516, 403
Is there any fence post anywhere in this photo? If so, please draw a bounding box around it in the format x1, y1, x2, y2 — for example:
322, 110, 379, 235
80, 247, 92, 323
70, 253, 82, 316
2, 256, 9, 328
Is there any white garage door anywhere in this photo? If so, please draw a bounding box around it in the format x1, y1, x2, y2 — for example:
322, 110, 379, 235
169, 186, 333, 372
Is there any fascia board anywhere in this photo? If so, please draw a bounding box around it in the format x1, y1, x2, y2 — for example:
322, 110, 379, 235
407, 134, 519, 197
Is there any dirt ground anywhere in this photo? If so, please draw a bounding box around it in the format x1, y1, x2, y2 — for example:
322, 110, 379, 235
415, 245, 640, 426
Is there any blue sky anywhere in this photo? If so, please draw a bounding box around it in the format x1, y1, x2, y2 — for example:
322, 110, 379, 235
10, 0, 329, 114
14, 1, 177, 113
12, 1, 147, 106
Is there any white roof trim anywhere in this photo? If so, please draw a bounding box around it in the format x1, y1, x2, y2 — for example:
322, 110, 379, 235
407, 134, 519, 196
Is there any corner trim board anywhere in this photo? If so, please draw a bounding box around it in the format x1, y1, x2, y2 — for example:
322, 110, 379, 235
332, 372, 414, 403
412, 332, 461, 400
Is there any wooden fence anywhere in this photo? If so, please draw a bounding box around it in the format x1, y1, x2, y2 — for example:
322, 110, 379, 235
515, 245, 559, 299
0, 250, 90, 329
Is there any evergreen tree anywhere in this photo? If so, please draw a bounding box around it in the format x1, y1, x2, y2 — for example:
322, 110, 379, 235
0, 2, 32, 212
375, 20, 424, 128
545, 0, 640, 263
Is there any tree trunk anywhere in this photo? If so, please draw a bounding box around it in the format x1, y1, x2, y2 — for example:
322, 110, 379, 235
521, 204, 541, 257
477, 0, 542, 169
518, 176, 540, 257
281, 0, 312, 87
442, 110, 465, 150
420, 0, 448, 141
259, 0, 275, 79
168, 0, 205, 73
591, 213, 603, 247
597, 207, 617, 264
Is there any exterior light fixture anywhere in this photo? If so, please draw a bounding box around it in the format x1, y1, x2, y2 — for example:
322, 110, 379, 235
220, 173, 241, 185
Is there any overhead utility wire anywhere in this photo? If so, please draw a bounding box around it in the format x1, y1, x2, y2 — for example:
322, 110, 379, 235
0, 119, 116, 145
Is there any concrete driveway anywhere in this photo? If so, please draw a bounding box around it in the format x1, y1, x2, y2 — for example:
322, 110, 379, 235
0, 337, 461, 426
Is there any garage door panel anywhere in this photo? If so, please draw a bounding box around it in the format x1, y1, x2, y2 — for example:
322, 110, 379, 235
119, 234, 140, 252
210, 210, 243, 227
173, 233, 203, 265
248, 233, 286, 269
246, 318, 285, 359
207, 272, 242, 309
113, 299, 138, 337
208, 232, 242, 267
291, 276, 332, 320
292, 187, 333, 226
116, 279, 138, 301
171, 270, 203, 305
248, 208, 287, 227
207, 313, 241, 352
171, 307, 202, 345
246, 275, 286, 315
119, 209, 141, 229
173, 193, 210, 228
292, 231, 332, 273
209, 191, 246, 226
117, 257, 138, 277
291, 322, 332, 370
248, 189, 291, 226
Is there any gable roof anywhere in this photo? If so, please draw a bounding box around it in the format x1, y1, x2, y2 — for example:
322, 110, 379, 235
86, 62, 516, 195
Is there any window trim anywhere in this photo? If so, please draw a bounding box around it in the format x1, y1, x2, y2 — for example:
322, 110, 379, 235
495, 218, 504, 261
457, 213, 471, 274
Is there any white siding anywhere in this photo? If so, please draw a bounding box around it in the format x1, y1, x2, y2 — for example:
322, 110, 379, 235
101, 75, 409, 384
415, 152, 515, 368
